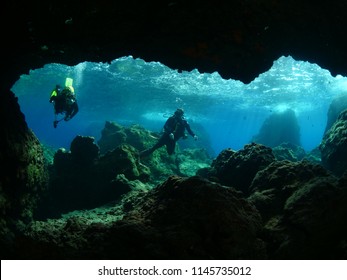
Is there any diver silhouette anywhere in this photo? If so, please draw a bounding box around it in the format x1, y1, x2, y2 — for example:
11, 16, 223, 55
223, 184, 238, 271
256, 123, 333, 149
140, 108, 198, 156
49, 78, 79, 128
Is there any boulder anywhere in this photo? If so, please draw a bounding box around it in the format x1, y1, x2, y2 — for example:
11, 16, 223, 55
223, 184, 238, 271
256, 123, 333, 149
39, 139, 151, 217
252, 109, 301, 147
207, 143, 275, 194
17, 176, 266, 259
248, 159, 347, 259
97, 121, 157, 154
248, 160, 333, 222
70, 135, 99, 164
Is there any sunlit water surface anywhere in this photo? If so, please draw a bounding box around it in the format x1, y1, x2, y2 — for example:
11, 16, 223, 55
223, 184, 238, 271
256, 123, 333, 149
12, 56, 347, 156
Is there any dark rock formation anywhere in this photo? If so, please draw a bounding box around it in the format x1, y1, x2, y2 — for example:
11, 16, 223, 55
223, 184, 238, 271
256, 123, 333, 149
0, 90, 48, 258
70, 135, 100, 164
320, 109, 347, 176
5, 0, 347, 91
98, 121, 157, 155
252, 109, 301, 147
248, 160, 333, 222
202, 143, 275, 194
97, 144, 150, 182
38, 137, 152, 218
272, 142, 306, 162
324, 94, 347, 134
248, 160, 347, 259
16, 176, 266, 259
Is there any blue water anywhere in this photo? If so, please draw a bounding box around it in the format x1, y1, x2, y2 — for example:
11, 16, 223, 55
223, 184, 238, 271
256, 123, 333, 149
12, 56, 347, 156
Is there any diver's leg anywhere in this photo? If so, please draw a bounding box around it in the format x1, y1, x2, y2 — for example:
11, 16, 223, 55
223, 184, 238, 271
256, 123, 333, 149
69, 102, 79, 119
140, 135, 167, 157
166, 141, 176, 155
53, 113, 59, 128
53, 105, 58, 127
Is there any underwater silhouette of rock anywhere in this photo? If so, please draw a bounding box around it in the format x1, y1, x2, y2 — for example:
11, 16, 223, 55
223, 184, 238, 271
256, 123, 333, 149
200, 143, 275, 195
252, 109, 301, 148
249, 160, 347, 259
248, 160, 334, 222
15, 176, 267, 259
0, 90, 48, 258
37, 138, 152, 218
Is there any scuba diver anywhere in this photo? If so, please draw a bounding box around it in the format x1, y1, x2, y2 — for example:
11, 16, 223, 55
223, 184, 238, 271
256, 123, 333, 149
49, 78, 79, 128
140, 108, 198, 157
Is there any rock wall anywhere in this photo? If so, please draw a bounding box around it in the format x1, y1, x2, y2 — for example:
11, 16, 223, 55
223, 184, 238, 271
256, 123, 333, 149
324, 94, 347, 134
0, 90, 48, 258
320, 109, 347, 176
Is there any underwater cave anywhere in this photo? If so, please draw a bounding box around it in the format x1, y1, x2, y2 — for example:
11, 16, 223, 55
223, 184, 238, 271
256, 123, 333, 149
3, 0, 347, 263
12, 55, 347, 155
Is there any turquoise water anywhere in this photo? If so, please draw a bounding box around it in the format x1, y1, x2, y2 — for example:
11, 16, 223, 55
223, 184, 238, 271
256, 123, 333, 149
12, 55, 347, 156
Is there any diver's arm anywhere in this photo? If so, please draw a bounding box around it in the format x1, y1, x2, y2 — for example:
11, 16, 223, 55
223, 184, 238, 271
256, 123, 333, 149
50, 89, 58, 103
49, 95, 56, 103
185, 121, 196, 137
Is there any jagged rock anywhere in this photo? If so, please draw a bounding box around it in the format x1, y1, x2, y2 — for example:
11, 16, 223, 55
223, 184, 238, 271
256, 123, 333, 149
52, 148, 73, 174
97, 144, 150, 181
17, 176, 266, 259
210, 148, 236, 172
207, 143, 275, 194
252, 109, 301, 147
248, 159, 347, 259
0, 90, 48, 259
272, 142, 306, 161
70, 135, 99, 164
265, 176, 347, 259
320, 109, 347, 176
39, 142, 151, 218
97, 121, 157, 154
248, 160, 333, 222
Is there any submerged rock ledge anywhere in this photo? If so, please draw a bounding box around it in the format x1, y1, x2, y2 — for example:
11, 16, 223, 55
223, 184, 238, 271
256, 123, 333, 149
2, 117, 347, 259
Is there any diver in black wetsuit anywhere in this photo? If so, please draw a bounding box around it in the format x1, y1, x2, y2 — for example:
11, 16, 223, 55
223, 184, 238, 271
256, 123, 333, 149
140, 108, 198, 156
49, 84, 79, 128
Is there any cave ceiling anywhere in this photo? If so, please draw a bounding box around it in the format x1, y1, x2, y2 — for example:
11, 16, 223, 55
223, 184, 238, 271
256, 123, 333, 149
4, 0, 347, 91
